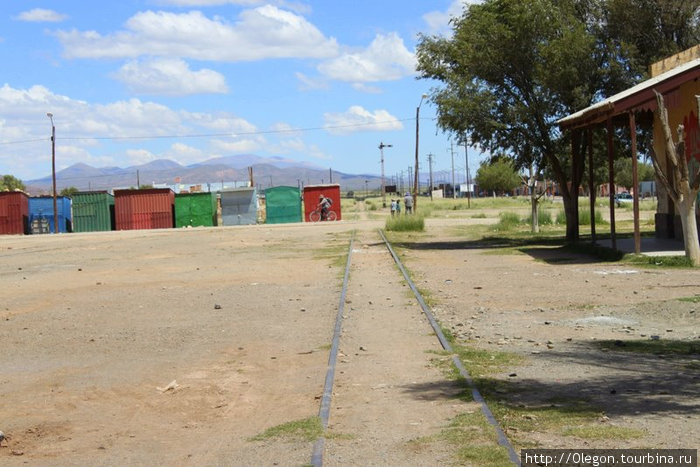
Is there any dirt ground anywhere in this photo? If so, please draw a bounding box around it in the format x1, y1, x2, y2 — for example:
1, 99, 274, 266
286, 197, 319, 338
1, 213, 698, 466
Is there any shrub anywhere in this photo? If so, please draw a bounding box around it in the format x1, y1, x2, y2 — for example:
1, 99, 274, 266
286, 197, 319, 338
556, 208, 604, 225
494, 211, 522, 230
385, 214, 425, 232
528, 208, 553, 226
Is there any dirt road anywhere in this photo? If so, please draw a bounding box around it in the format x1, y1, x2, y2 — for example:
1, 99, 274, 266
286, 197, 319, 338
1, 216, 698, 466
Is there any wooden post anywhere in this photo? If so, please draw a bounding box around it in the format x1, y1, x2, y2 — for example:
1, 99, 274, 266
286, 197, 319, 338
607, 118, 616, 251
588, 127, 596, 244
630, 113, 641, 254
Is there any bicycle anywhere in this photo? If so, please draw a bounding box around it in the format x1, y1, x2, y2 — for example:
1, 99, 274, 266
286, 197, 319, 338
309, 208, 337, 222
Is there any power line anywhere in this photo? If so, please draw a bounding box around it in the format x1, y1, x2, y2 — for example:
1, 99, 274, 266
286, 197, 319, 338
0, 116, 437, 146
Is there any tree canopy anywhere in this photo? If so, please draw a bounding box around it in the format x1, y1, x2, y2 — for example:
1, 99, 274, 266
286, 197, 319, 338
0, 174, 26, 192
416, 0, 700, 240
475, 157, 522, 195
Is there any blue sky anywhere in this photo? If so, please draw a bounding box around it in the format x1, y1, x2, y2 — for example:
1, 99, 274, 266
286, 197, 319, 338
0, 0, 483, 185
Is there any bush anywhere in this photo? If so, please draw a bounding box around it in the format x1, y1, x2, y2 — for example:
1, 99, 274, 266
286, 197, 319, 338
366, 200, 377, 211
494, 211, 522, 230
528, 208, 553, 226
385, 214, 425, 232
556, 208, 605, 225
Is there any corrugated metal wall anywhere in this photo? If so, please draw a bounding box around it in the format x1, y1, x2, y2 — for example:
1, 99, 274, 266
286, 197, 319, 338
221, 188, 257, 225
265, 186, 301, 224
175, 192, 217, 227
0, 192, 29, 235
72, 191, 114, 232
28, 196, 72, 233
303, 184, 341, 222
114, 189, 175, 230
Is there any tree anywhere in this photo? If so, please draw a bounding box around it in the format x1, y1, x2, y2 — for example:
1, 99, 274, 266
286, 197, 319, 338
475, 158, 521, 196
649, 92, 700, 266
0, 175, 26, 191
60, 186, 79, 197
417, 0, 606, 241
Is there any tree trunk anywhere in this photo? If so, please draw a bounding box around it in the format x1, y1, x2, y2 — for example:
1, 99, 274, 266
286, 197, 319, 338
531, 192, 539, 233
563, 192, 579, 242
678, 198, 700, 266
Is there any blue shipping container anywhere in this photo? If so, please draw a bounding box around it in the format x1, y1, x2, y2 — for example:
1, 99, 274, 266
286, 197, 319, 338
28, 196, 72, 233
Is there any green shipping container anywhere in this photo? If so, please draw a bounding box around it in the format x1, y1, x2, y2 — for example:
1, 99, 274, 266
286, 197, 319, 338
71, 191, 114, 232
175, 192, 217, 228
265, 186, 302, 224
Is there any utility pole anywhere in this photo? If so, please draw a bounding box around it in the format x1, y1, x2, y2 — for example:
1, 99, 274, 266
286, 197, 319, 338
137, 169, 140, 188
379, 142, 392, 207
407, 166, 413, 194
463, 133, 471, 208
46, 113, 58, 233
427, 153, 434, 201
450, 142, 456, 199
329, 168, 333, 184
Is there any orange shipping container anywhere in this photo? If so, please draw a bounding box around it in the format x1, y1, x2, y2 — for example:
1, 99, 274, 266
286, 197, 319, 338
114, 188, 175, 230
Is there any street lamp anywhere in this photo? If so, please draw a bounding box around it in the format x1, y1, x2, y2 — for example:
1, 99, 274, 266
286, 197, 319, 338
378, 142, 392, 208
414, 94, 428, 210
47, 113, 58, 234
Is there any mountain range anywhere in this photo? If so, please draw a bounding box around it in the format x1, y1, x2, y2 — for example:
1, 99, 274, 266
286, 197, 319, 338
25, 155, 384, 195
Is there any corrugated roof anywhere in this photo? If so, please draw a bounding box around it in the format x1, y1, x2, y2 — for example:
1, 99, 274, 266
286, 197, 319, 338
558, 58, 700, 129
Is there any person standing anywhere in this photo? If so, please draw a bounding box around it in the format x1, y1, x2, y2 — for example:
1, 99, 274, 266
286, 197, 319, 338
396, 198, 401, 215
404, 192, 413, 214
390, 199, 397, 216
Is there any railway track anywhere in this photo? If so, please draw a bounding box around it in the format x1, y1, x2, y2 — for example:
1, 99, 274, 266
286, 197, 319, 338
311, 229, 520, 466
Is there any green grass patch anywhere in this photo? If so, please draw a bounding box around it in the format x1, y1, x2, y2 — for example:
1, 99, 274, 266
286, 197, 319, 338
471, 213, 488, 219
678, 295, 700, 303
556, 208, 606, 226
249, 416, 322, 442
493, 212, 523, 231
625, 254, 694, 268
385, 214, 425, 232
488, 399, 601, 434
595, 339, 700, 355
562, 425, 645, 440
458, 444, 514, 466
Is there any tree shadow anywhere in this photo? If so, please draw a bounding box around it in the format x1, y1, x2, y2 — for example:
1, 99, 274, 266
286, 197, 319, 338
400, 339, 700, 420
392, 235, 624, 265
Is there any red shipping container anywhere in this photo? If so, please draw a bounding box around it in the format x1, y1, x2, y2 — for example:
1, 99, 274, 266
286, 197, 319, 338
114, 188, 175, 230
0, 191, 29, 235
303, 184, 341, 222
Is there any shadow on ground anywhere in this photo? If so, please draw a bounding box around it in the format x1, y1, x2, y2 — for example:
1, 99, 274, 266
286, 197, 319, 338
401, 339, 700, 419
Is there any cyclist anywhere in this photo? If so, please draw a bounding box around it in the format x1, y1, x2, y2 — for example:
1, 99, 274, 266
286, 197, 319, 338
318, 194, 332, 221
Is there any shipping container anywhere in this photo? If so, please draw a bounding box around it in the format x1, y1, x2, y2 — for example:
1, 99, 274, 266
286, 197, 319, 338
265, 186, 302, 224
28, 196, 72, 233
303, 184, 342, 222
220, 188, 257, 225
72, 191, 115, 232
0, 191, 29, 235
114, 188, 175, 230
175, 192, 217, 228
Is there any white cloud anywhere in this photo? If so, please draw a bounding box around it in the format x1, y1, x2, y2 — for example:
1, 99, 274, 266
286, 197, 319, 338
113, 58, 228, 96
317, 33, 415, 83
422, 1, 479, 35
125, 148, 158, 166
56, 7, 338, 62
16, 8, 68, 23
154, 0, 312, 14
211, 138, 264, 153
295, 72, 329, 91
0, 84, 260, 178
323, 106, 403, 135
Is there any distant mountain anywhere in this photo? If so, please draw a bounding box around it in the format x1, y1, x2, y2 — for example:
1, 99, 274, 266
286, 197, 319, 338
25, 156, 380, 195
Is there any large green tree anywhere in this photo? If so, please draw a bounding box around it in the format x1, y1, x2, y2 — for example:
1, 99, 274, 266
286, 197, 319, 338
475, 157, 522, 195
417, 0, 607, 241
0, 174, 26, 191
